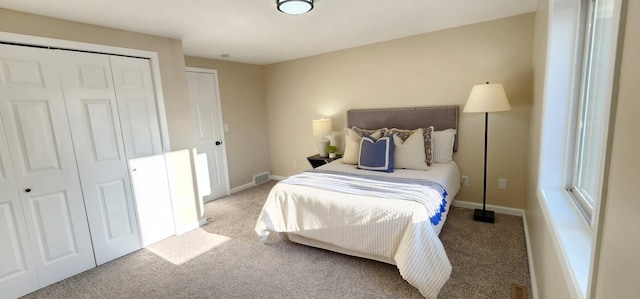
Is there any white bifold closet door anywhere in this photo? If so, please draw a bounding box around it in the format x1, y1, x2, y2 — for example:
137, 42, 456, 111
58, 51, 141, 266
0, 43, 172, 297
110, 55, 175, 247
0, 109, 38, 299
0, 44, 96, 288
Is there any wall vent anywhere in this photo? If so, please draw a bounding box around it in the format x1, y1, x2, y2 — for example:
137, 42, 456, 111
253, 172, 271, 185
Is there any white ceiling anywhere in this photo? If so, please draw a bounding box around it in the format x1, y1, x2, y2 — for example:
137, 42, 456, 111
0, 0, 538, 65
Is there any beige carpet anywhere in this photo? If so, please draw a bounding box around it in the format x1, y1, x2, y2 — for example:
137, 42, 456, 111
22, 180, 531, 298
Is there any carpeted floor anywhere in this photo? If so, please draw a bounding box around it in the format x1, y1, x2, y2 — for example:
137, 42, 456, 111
22, 180, 531, 299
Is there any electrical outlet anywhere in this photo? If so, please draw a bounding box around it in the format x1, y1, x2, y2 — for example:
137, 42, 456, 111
292, 160, 297, 169
461, 175, 469, 186
498, 178, 507, 190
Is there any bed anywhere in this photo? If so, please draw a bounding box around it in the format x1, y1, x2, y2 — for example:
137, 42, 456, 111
255, 106, 460, 298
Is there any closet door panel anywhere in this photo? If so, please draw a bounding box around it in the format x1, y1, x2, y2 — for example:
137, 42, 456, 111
59, 51, 141, 265
11, 101, 60, 171
0, 111, 39, 299
119, 99, 155, 157
96, 179, 131, 238
110, 57, 162, 158
26, 192, 78, 260
85, 100, 120, 160
0, 44, 95, 288
110, 56, 175, 246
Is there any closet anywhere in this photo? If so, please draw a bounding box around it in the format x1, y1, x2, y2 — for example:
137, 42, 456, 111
0, 43, 173, 298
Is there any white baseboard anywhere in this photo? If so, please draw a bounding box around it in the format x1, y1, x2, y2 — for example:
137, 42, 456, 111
522, 212, 539, 299
230, 181, 255, 194
452, 200, 524, 216
230, 176, 284, 194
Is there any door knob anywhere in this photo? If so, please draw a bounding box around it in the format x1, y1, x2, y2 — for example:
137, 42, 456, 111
25, 188, 31, 193
215, 141, 222, 146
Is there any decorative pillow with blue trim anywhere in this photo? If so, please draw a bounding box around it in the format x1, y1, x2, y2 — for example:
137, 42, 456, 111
357, 134, 394, 172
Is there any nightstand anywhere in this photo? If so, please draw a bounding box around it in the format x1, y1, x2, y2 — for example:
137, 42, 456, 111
307, 154, 341, 169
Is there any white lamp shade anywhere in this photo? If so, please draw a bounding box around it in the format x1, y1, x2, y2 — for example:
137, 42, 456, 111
312, 119, 332, 136
463, 83, 511, 113
277, 0, 313, 15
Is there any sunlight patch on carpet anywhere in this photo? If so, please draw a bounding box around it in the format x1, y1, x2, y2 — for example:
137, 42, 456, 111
145, 228, 231, 265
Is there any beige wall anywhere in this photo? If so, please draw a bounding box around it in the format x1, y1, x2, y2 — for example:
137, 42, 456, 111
184, 56, 270, 188
0, 8, 195, 151
264, 14, 534, 208
526, 0, 640, 297
594, 1, 640, 297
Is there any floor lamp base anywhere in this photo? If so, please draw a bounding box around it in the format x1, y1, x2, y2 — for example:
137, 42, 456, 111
473, 209, 495, 223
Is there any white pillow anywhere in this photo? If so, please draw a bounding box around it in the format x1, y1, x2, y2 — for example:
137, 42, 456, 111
388, 126, 434, 166
432, 129, 457, 163
342, 128, 382, 165
392, 128, 429, 170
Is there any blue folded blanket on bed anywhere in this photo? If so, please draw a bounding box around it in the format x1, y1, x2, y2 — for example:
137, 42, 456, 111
281, 169, 448, 225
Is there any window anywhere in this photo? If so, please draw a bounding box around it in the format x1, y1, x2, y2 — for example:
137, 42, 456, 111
569, 0, 617, 223
537, 0, 624, 297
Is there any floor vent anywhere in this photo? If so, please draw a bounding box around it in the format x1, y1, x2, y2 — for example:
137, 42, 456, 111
511, 284, 528, 299
253, 172, 270, 185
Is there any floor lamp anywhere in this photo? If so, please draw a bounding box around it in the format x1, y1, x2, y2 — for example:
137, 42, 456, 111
463, 82, 511, 223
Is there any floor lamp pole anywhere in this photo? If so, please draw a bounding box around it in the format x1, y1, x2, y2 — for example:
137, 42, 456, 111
483, 112, 488, 211
474, 112, 495, 223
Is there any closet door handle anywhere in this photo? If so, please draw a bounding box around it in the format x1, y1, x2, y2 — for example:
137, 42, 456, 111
25, 188, 32, 193
215, 141, 222, 146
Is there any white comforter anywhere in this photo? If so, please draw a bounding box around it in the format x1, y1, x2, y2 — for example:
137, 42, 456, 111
255, 161, 459, 298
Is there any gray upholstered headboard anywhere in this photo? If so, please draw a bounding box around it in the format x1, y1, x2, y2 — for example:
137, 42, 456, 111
347, 106, 459, 152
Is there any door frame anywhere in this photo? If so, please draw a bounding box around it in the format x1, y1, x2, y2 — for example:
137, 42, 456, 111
185, 67, 231, 200
0, 31, 171, 152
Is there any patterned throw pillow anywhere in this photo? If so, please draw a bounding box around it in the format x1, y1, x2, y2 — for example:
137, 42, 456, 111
342, 127, 386, 165
357, 134, 395, 172
388, 126, 434, 166
352, 126, 387, 137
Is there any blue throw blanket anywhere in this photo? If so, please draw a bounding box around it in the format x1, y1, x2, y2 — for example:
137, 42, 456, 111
281, 169, 448, 225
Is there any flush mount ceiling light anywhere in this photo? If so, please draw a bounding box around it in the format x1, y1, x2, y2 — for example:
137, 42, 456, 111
277, 0, 314, 15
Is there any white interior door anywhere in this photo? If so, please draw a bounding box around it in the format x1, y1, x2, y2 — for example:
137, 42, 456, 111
0, 110, 39, 298
110, 55, 175, 246
58, 51, 141, 265
0, 44, 95, 287
186, 70, 229, 201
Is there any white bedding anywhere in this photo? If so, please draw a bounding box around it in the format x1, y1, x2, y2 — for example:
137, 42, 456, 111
319, 160, 460, 235
255, 160, 460, 298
